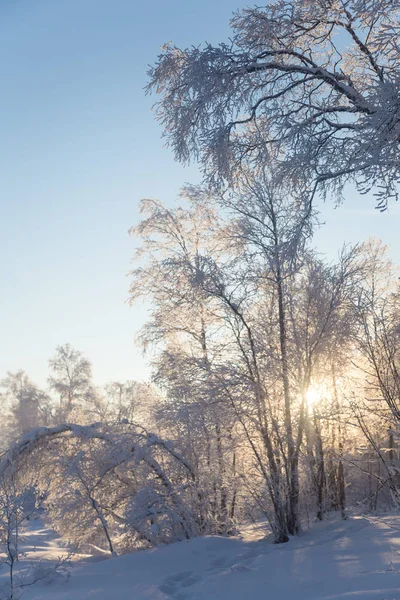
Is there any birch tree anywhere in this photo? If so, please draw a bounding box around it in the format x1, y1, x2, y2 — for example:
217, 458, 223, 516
130, 198, 240, 534
48, 344, 96, 422
149, 0, 400, 208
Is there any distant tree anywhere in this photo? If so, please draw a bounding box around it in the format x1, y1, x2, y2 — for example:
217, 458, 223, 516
149, 0, 400, 209
0, 371, 51, 440
103, 381, 156, 425
48, 344, 94, 421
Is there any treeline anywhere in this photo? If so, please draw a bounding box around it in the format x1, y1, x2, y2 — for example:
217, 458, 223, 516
0, 344, 156, 444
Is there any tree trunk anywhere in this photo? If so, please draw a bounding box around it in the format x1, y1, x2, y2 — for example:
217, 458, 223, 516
332, 364, 346, 519
313, 409, 325, 521
276, 272, 300, 535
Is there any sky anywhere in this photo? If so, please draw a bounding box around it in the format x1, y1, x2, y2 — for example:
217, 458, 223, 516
0, 0, 399, 389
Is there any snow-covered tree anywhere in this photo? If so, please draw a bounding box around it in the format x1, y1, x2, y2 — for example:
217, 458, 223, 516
48, 344, 96, 422
149, 0, 400, 208
0, 422, 208, 552
0, 372, 51, 441
102, 381, 158, 426
129, 170, 365, 539
349, 240, 400, 506
130, 197, 240, 535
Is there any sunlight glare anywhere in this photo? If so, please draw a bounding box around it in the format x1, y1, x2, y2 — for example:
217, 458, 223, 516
306, 386, 321, 406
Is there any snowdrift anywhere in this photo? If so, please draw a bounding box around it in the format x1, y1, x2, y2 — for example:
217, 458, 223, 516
16, 515, 400, 600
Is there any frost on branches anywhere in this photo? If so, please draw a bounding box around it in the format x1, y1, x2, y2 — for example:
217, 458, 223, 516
0, 423, 207, 556
149, 0, 400, 209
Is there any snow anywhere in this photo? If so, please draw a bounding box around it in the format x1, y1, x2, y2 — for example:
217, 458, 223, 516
1, 518, 91, 565
10, 515, 400, 600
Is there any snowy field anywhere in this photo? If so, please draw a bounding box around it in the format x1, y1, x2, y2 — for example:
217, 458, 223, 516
6, 515, 400, 600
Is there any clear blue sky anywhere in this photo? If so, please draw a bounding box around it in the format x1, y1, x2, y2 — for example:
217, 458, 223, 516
0, 0, 399, 389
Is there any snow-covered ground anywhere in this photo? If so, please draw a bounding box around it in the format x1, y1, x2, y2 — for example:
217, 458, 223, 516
9, 515, 400, 600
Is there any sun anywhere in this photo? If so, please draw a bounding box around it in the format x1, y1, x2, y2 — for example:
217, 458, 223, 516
306, 386, 321, 406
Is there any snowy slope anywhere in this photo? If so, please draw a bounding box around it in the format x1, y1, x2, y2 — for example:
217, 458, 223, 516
15, 516, 400, 600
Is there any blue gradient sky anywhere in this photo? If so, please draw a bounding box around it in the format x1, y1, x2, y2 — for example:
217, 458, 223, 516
0, 0, 399, 388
